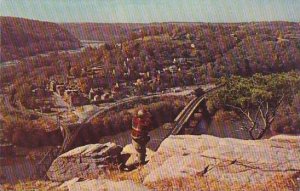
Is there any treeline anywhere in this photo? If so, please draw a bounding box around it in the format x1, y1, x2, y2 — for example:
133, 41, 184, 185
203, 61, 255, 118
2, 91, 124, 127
61, 23, 147, 42
61, 21, 300, 87
2, 116, 62, 147
1, 21, 299, 86
0, 17, 81, 62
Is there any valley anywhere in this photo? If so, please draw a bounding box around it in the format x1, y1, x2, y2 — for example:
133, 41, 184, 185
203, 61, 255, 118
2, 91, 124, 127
0, 11, 300, 190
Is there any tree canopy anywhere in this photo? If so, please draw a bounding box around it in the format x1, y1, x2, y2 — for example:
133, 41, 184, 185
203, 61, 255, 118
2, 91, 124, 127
207, 72, 300, 139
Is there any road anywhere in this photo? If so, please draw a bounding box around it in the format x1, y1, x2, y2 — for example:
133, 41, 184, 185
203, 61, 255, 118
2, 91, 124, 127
84, 85, 200, 123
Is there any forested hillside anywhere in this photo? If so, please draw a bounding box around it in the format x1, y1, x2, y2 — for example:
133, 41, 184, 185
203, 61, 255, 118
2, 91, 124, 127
61, 22, 300, 77
1, 21, 299, 89
0, 17, 81, 62
60, 22, 156, 41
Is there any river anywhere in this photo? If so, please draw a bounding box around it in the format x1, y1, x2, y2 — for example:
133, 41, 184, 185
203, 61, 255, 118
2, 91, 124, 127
0, 40, 105, 68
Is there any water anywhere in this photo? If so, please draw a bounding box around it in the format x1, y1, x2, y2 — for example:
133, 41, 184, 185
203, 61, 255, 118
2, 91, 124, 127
207, 120, 251, 140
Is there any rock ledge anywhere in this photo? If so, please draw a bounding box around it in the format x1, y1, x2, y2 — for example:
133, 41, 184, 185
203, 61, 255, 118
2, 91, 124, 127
143, 134, 300, 190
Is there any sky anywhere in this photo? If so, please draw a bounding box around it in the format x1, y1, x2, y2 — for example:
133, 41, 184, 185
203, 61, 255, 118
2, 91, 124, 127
1, 0, 300, 23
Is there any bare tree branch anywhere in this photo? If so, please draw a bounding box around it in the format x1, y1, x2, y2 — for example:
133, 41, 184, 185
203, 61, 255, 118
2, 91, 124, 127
259, 106, 267, 127
226, 93, 285, 140
226, 104, 254, 124
250, 101, 263, 132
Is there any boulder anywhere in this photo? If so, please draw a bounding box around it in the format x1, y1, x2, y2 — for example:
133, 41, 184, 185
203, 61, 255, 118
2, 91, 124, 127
143, 135, 300, 190
61, 178, 151, 191
47, 142, 122, 181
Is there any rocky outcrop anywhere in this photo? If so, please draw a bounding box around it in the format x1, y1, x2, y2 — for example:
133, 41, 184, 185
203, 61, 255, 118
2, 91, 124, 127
59, 178, 150, 191
47, 143, 122, 181
47, 134, 300, 190
142, 135, 300, 190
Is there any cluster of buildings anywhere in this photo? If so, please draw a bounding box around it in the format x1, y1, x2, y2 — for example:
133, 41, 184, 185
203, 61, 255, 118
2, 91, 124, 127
88, 85, 121, 103
171, 32, 196, 41
49, 80, 89, 106
42, 54, 198, 108
49, 80, 117, 107
48, 75, 125, 107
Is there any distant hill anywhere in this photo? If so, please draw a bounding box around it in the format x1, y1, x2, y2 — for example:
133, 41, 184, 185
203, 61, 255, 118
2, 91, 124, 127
60, 21, 300, 43
60, 22, 209, 42
60, 23, 150, 42
0, 17, 81, 62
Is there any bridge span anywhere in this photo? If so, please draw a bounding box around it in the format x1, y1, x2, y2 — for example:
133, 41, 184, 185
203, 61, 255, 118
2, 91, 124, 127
171, 85, 222, 135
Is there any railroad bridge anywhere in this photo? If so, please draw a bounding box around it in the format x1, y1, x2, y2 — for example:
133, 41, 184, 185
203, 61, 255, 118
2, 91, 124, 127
171, 95, 210, 135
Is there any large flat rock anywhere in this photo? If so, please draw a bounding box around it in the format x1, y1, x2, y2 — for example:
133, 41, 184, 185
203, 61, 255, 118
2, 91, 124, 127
143, 135, 300, 190
47, 143, 122, 182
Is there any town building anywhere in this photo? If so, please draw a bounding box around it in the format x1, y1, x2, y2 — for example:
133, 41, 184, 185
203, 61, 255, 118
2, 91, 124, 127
56, 85, 65, 96
49, 81, 57, 92
32, 87, 47, 97
64, 89, 79, 98
89, 88, 103, 100
67, 92, 89, 106
101, 92, 114, 102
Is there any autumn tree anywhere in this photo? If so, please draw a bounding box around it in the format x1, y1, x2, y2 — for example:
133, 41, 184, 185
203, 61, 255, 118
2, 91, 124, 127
70, 65, 81, 77
78, 77, 93, 94
15, 83, 36, 108
207, 72, 300, 139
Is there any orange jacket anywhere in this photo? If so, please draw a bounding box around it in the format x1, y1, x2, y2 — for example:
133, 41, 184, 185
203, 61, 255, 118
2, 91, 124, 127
131, 116, 151, 139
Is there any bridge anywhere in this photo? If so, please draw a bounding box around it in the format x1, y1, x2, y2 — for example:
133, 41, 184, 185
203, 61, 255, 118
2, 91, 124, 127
170, 85, 220, 135
171, 96, 206, 135
149, 85, 222, 151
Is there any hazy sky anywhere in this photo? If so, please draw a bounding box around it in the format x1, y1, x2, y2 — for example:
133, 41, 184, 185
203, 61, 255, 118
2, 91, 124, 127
1, 0, 299, 23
